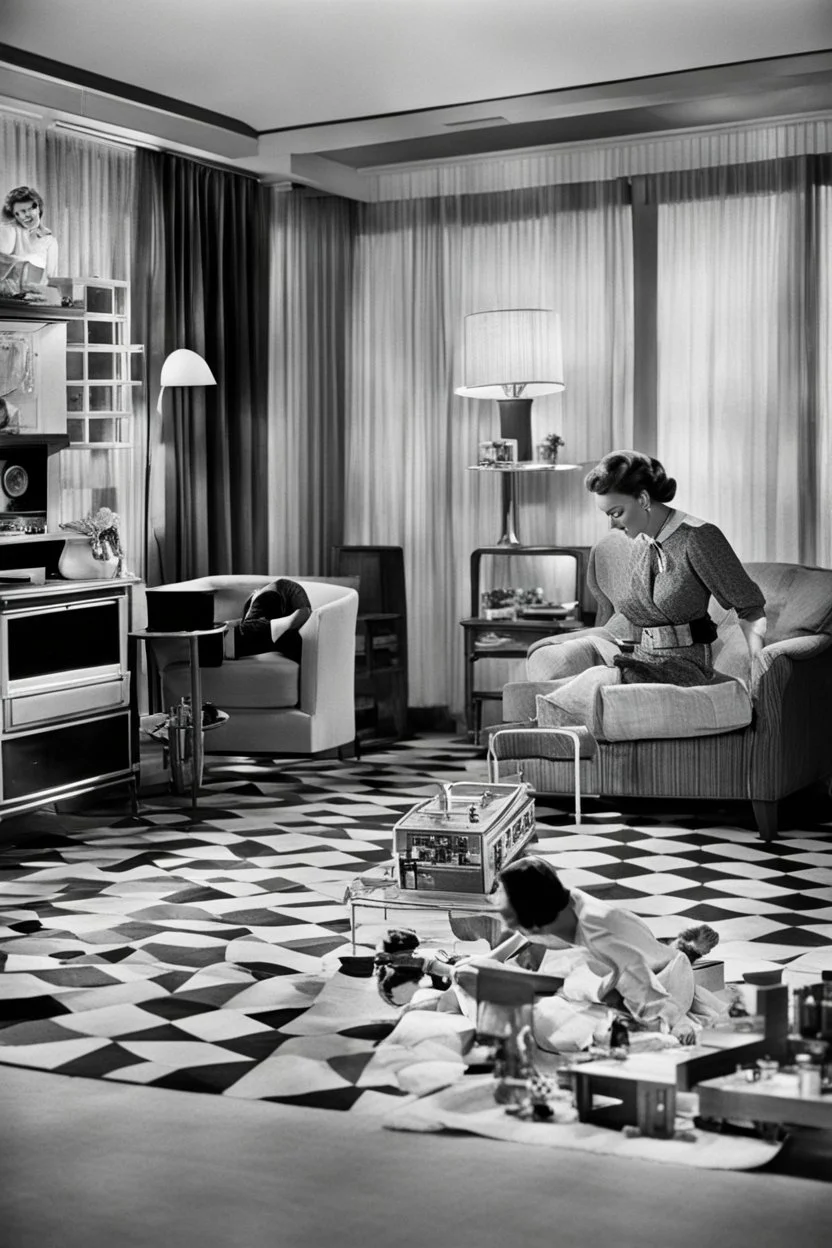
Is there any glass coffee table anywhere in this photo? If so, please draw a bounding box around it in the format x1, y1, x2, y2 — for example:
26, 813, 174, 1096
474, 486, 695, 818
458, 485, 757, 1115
345, 863, 500, 953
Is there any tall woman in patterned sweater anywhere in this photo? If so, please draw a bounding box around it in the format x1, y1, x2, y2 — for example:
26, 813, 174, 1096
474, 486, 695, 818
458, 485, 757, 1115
584, 450, 766, 685
530, 452, 766, 721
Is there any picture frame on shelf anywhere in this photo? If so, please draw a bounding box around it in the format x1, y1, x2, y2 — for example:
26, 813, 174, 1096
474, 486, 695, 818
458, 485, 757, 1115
478, 438, 518, 467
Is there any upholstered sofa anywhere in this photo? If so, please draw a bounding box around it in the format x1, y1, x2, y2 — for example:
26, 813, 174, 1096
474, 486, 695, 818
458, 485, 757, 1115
145, 576, 358, 756
496, 531, 832, 839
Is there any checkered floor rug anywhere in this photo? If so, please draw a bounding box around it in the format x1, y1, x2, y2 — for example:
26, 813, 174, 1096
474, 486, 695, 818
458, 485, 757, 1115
1, 734, 831, 1113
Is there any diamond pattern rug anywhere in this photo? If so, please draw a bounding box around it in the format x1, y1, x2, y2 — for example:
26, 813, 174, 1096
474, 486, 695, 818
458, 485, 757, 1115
1, 734, 831, 1114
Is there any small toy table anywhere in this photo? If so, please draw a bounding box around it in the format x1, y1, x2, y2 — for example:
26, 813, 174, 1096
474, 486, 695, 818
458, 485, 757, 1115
697, 1071, 832, 1132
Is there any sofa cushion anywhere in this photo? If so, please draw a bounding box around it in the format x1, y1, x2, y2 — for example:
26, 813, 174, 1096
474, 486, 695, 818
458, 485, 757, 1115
745, 562, 832, 642
163, 653, 300, 710
537, 671, 752, 741
600, 677, 752, 741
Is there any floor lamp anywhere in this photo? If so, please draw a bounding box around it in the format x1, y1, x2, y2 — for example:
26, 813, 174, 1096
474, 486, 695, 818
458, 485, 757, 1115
146, 348, 217, 577
455, 308, 572, 546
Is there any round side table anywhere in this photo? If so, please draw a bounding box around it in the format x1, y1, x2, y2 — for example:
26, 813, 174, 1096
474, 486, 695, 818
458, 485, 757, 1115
129, 624, 228, 812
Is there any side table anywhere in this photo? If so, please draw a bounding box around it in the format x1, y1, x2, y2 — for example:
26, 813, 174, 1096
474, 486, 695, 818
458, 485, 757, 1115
461, 617, 585, 742
128, 624, 228, 812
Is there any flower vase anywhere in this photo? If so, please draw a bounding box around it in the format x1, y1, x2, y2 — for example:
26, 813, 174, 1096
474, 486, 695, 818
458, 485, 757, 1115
536, 444, 559, 465
58, 539, 119, 581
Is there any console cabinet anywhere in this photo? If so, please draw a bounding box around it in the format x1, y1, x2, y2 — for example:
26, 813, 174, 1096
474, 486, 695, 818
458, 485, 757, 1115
0, 578, 137, 818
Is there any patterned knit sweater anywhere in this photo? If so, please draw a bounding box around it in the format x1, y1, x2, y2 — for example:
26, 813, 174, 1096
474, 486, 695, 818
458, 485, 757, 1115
614, 510, 765, 685
618, 510, 765, 628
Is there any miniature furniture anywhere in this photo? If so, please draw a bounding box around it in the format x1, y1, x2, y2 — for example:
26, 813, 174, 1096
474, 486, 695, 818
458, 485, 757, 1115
494, 530, 832, 838
144, 575, 358, 756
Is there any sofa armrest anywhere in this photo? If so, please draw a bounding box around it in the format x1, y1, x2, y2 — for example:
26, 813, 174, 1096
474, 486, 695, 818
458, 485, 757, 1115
502, 680, 564, 724
297, 589, 358, 721
749, 635, 832, 798
754, 632, 832, 682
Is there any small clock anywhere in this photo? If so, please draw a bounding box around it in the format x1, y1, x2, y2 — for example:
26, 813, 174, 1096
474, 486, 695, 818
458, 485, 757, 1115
2, 464, 29, 499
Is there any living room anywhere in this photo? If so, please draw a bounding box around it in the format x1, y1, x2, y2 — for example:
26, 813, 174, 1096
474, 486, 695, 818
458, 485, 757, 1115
1, 3, 832, 1245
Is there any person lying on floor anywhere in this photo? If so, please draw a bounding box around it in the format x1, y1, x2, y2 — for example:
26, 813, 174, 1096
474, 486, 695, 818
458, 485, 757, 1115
389, 856, 726, 1050
223, 578, 312, 662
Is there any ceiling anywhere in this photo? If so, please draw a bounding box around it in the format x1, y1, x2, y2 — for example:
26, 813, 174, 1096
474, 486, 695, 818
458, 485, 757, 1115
0, 0, 830, 198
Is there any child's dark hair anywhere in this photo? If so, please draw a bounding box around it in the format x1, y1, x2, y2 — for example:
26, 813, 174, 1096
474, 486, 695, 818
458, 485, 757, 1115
584, 450, 676, 503
499, 857, 570, 930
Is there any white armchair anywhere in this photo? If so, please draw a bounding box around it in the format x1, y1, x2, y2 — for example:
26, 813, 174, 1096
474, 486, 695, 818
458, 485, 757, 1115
145, 575, 358, 755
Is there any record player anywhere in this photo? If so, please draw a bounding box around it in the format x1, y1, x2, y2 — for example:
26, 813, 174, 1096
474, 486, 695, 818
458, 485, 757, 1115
393, 781, 536, 895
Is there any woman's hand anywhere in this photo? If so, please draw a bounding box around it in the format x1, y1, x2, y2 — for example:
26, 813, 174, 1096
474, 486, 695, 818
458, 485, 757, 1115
671, 1017, 698, 1045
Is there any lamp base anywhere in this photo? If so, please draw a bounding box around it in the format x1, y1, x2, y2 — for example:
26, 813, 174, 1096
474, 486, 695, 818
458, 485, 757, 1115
496, 398, 533, 461
495, 397, 533, 544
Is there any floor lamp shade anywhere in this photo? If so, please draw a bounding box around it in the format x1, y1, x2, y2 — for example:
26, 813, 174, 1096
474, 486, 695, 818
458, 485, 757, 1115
455, 309, 564, 399
157, 349, 217, 415
159, 349, 216, 390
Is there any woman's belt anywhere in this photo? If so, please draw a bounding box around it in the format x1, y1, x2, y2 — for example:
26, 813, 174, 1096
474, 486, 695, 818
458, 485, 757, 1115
638, 616, 717, 651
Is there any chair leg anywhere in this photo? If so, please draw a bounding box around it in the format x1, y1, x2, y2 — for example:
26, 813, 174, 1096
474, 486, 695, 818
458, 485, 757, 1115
752, 799, 779, 842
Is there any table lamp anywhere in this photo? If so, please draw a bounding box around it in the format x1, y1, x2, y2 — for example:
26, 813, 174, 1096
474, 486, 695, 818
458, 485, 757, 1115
456, 308, 565, 459
456, 308, 572, 545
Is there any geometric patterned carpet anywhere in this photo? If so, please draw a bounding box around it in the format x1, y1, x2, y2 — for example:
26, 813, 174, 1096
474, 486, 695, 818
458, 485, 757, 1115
1, 733, 831, 1112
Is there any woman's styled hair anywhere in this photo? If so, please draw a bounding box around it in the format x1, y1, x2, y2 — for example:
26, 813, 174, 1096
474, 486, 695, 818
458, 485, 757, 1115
2, 186, 46, 223
499, 856, 571, 930
584, 450, 677, 503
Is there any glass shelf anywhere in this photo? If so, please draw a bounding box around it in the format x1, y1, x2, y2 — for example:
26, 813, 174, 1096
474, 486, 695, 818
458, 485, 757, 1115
467, 462, 581, 472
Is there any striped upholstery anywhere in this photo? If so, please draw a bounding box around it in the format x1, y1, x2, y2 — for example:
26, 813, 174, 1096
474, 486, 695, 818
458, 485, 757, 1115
499, 541, 832, 833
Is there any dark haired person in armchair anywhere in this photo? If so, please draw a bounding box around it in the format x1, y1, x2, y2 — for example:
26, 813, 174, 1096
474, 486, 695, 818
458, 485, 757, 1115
223, 578, 312, 663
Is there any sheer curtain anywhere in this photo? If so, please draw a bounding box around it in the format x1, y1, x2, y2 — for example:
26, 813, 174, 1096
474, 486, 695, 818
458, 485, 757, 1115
0, 117, 136, 558
267, 189, 354, 574
347, 184, 633, 713
816, 175, 832, 570
654, 161, 816, 564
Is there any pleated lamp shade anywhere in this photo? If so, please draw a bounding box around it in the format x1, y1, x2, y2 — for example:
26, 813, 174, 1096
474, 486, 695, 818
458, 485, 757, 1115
455, 308, 564, 399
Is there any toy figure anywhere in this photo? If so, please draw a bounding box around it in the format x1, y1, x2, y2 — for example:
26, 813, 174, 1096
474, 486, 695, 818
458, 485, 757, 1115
373, 927, 456, 1007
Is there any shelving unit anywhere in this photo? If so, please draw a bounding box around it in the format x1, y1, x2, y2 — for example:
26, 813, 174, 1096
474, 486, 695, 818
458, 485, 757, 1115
51, 278, 144, 449
331, 545, 409, 744
462, 544, 590, 741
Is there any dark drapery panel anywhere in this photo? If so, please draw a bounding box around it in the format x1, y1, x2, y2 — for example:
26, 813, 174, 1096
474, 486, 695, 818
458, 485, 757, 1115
268, 189, 355, 575
131, 149, 270, 584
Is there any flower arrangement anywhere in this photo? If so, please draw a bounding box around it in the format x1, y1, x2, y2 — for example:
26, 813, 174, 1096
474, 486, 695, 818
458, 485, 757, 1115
60, 507, 125, 575
537, 432, 565, 463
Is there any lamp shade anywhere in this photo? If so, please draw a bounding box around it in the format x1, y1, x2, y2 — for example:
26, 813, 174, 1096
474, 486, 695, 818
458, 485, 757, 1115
455, 308, 564, 399
159, 349, 216, 389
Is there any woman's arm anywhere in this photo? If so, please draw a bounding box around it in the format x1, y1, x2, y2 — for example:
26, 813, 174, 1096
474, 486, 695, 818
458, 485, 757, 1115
686, 524, 766, 661
421, 931, 531, 980
270, 608, 310, 644
739, 615, 767, 664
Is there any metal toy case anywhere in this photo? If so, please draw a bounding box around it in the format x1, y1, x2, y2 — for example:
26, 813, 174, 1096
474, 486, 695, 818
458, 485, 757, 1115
393, 781, 535, 894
